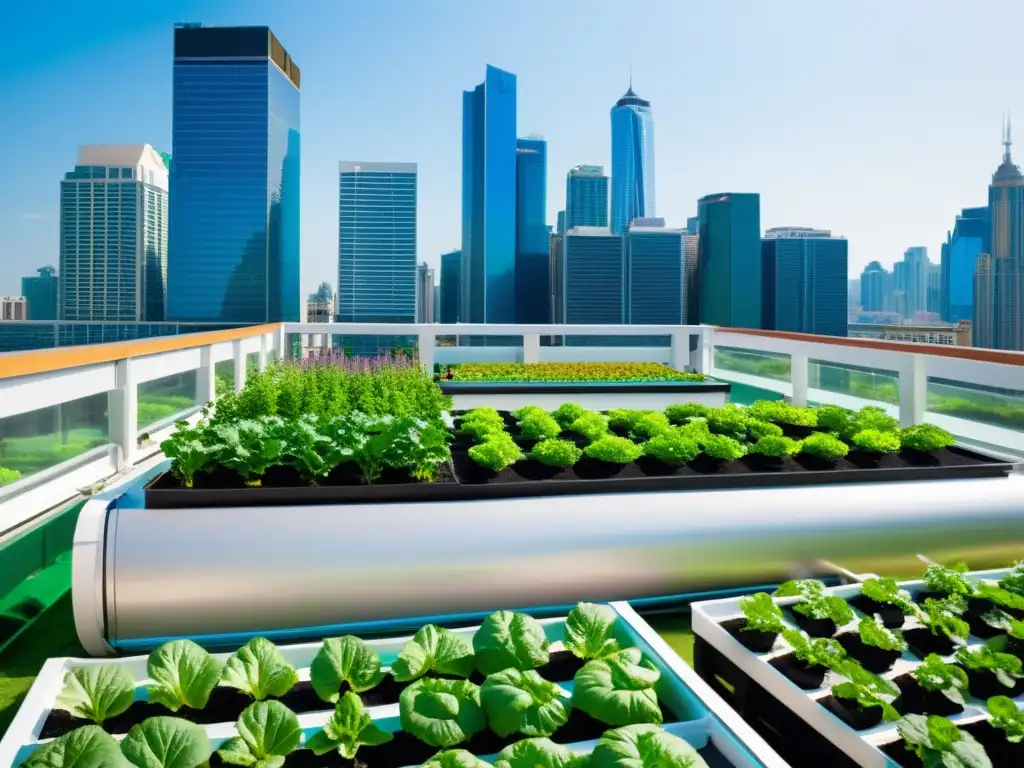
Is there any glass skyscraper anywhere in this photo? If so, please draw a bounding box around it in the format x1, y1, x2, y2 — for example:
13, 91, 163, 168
623, 225, 684, 324
515, 137, 549, 323
566, 165, 609, 229
696, 193, 762, 328
610, 85, 655, 234
440, 250, 462, 323
860, 261, 889, 312
562, 228, 623, 325
941, 207, 986, 323
167, 24, 301, 323
21, 266, 58, 321
761, 228, 848, 337
461, 65, 517, 324
60, 145, 169, 321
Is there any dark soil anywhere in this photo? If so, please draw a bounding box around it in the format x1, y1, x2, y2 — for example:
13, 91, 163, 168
768, 653, 826, 690
959, 719, 1024, 766
961, 666, 1024, 700
848, 594, 906, 629
903, 628, 958, 659
835, 631, 902, 673
790, 609, 838, 638
818, 694, 888, 731
157, 462, 457, 491
721, 618, 779, 653
879, 739, 924, 768
963, 604, 1008, 640
892, 673, 964, 717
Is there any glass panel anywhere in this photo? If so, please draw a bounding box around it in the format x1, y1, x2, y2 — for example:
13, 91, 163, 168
927, 379, 1024, 433
215, 360, 235, 397
809, 361, 899, 405
0, 393, 110, 486
713, 346, 790, 382
246, 351, 260, 378
137, 370, 198, 433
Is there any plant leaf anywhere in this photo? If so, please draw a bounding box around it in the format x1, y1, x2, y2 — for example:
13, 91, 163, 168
215, 700, 301, 767
147, 639, 222, 712
572, 647, 662, 727
480, 668, 572, 737
55, 666, 135, 725
308, 691, 394, 759
310, 636, 384, 702
120, 716, 212, 768
391, 624, 476, 682
21, 725, 126, 768
494, 737, 585, 768
589, 724, 710, 768
474, 611, 550, 675
399, 677, 486, 748
422, 750, 493, 768
564, 603, 620, 661
220, 637, 299, 701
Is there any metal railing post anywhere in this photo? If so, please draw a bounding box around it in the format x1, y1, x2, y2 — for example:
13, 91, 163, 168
232, 339, 245, 393
418, 330, 436, 373
258, 334, 268, 372
899, 354, 926, 427
669, 331, 688, 371
276, 325, 287, 361
690, 326, 713, 374
109, 359, 137, 471
522, 333, 541, 363
790, 353, 809, 406
197, 345, 216, 406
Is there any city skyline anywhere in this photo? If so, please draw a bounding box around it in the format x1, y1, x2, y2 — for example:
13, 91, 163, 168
4, 0, 1024, 298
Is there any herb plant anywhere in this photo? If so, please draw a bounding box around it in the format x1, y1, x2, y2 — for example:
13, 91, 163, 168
20, 725, 124, 768
480, 668, 572, 737
604, 409, 633, 430
551, 403, 586, 428
897, 714, 992, 768
147, 639, 222, 712
460, 414, 505, 441
702, 434, 745, 460
794, 595, 854, 625
775, 579, 826, 600
923, 562, 973, 597
307, 691, 394, 759
589, 724, 711, 768
564, 602, 621, 660
399, 677, 485, 747
429, 751, 493, 768
857, 617, 907, 651
998, 562, 1024, 597
642, 430, 700, 465
815, 405, 856, 438
954, 646, 1023, 688
912, 654, 969, 705
211, 420, 285, 485
390, 624, 475, 681
665, 403, 710, 424
55, 665, 135, 726
309, 636, 383, 703
568, 412, 610, 442
976, 582, 1024, 612
748, 435, 801, 459
705, 406, 748, 441
900, 423, 955, 452
799, 432, 849, 460
572, 647, 662, 726
529, 439, 582, 468
988, 695, 1024, 742
468, 432, 524, 472
519, 411, 562, 441
121, 716, 213, 768
919, 597, 970, 640
584, 436, 644, 464
749, 400, 818, 427
832, 660, 900, 721
746, 419, 783, 442
860, 577, 915, 613
494, 738, 587, 768
850, 428, 901, 454
220, 637, 299, 701
630, 412, 671, 440
160, 422, 214, 488
852, 406, 900, 434
738, 593, 784, 634
781, 629, 846, 669
474, 610, 550, 675
512, 405, 546, 421
217, 700, 302, 767
280, 415, 347, 482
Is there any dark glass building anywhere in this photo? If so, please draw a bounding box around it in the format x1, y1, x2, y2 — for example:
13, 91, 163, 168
556, 210, 566, 234
696, 193, 762, 328
561, 229, 623, 325
565, 165, 609, 229
22, 266, 59, 321
515, 137, 549, 323
761, 228, 848, 337
623, 226, 683, 324
440, 250, 461, 323
461, 65, 517, 324
859, 261, 889, 312
610, 86, 655, 234
167, 24, 301, 323
943, 207, 986, 323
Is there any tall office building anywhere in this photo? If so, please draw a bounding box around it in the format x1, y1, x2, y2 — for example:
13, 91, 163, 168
461, 65, 517, 324
560, 228, 623, 324
848, 279, 861, 315
686, 216, 699, 236
565, 165, 609, 229
696, 193, 762, 328
1, 297, 27, 321
902, 246, 930, 320
21, 266, 58, 321
925, 262, 941, 316
610, 83, 655, 233
433, 286, 441, 323
974, 253, 994, 348
167, 24, 301, 323
860, 261, 889, 312
556, 210, 566, 234
941, 207, 986, 323
439, 250, 461, 323
549, 233, 565, 326
515, 137, 549, 323
623, 223, 684, 324
416, 262, 435, 323
683, 234, 700, 324
60, 145, 169, 321
761, 227, 848, 337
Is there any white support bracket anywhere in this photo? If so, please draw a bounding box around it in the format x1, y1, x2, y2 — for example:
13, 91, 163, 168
690, 326, 713, 374
418, 331, 436, 374
899, 353, 926, 427
790, 353, 809, 407
522, 333, 541, 364
670, 332, 689, 371
232, 339, 245, 393
108, 359, 137, 471
197, 345, 216, 407
258, 334, 268, 372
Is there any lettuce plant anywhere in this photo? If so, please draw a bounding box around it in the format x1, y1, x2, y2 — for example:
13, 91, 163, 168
529, 439, 582, 468
919, 597, 970, 641
897, 714, 992, 767
748, 435, 801, 459
572, 647, 662, 726
665, 403, 710, 425
749, 400, 818, 427
860, 577, 915, 614
147, 639, 222, 712
399, 677, 486, 747
954, 646, 1023, 688
815, 405, 856, 438
21, 725, 125, 768
211, 419, 285, 485
900, 423, 955, 452
280, 415, 349, 482
307, 691, 393, 759
474, 610, 550, 675
630, 412, 671, 440
850, 428, 901, 454
217, 700, 302, 767
463, 407, 502, 422
564, 602, 621, 661
55, 665, 135, 726
832, 660, 900, 721
702, 434, 744, 460
642, 430, 700, 465
746, 419, 783, 442
799, 432, 849, 461
589, 724, 711, 768
121, 716, 213, 768
923, 561, 973, 597
512, 405, 546, 421
160, 422, 215, 488
975, 582, 1024, 612
781, 629, 846, 670
913, 654, 968, 705
852, 406, 900, 434
738, 592, 784, 634
705, 406, 748, 440
551, 403, 586, 428
584, 436, 643, 464
468, 432, 524, 472
775, 579, 826, 601
998, 562, 1024, 597
427, 751, 493, 768
793, 595, 854, 626
494, 738, 587, 768
220, 637, 299, 701
391, 623, 476, 681
310, 635, 383, 703
519, 411, 562, 441
605, 409, 632, 430
857, 617, 907, 651
385, 418, 452, 482
460, 418, 505, 441
988, 695, 1024, 742
480, 668, 572, 737
569, 412, 610, 442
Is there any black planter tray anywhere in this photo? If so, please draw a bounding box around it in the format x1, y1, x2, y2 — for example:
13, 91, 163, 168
691, 567, 1022, 768
438, 379, 732, 395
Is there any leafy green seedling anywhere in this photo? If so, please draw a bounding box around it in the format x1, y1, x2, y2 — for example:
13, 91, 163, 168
160, 422, 214, 488
643, 430, 700, 465
793, 595, 854, 627
738, 593, 784, 634
850, 428, 901, 454
583, 436, 643, 464
860, 577, 916, 614
390, 623, 475, 682
572, 647, 662, 727
954, 646, 1023, 688
529, 439, 582, 468
481, 668, 572, 737
748, 435, 801, 459
976, 582, 1024, 612
309, 635, 383, 703
988, 695, 1024, 743
568, 412, 610, 442
832, 660, 900, 721
121, 716, 213, 768
589, 724, 711, 768
858, 617, 907, 651
998, 562, 1024, 597
474, 610, 550, 675
564, 602, 621, 660
630, 412, 671, 440
217, 700, 302, 768
147, 639, 222, 712
775, 580, 826, 600
220, 637, 299, 701
520, 411, 563, 441
923, 562, 973, 597
702, 434, 745, 460
55, 665, 135, 726
399, 677, 485, 748
896, 714, 992, 768
20, 725, 125, 768
912, 654, 968, 705
781, 629, 846, 670
664, 403, 710, 425
468, 432, 524, 472
745, 419, 783, 442
494, 738, 589, 768
919, 597, 971, 641
307, 691, 394, 758
551, 403, 586, 428
799, 432, 849, 460
900, 423, 955, 452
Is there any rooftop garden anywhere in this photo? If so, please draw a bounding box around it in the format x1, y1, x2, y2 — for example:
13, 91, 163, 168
438, 363, 706, 383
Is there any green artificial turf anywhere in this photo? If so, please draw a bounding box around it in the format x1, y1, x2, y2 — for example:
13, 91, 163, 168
644, 611, 696, 668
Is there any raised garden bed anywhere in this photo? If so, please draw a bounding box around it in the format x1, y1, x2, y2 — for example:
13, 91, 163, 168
0, 604, 784, 768
691, 564, 1024, 767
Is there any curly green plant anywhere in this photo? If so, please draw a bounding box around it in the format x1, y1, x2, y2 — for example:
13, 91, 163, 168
900, 423, 955, 452
748, 400, 818, 427
584, 436, 644, 464
642, 430, 700, 465
748, 435, 801, 459
569, 411, 610, 441
468, 433, 524, 472
702, 434, 745, 461
519, 411, 562, 441
665, 402, 710, 424
746, 419, 783, 442
0, 466, 22, 487
705, 405, 748, 440
799, 431, 849, 461
832, 660, 900, 721
512, 405, 547, 421
605, 409, 633, 430
816, 405, 857, 438
850, 428, 901, 454
551, 403, 586, 428
852, 406, 900, 434
630, 412, 671, 440
529, 439, 582, 468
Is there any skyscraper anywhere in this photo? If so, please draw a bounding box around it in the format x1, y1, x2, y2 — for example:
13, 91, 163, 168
683, 234, 700, 324
556, 210, 566, 234
167, 24, 301, 323
565, 165, 609, 229
515, 137, 549, 323
439, 250, 461, 323
416, 262, 435, 323
21, 266, 58, 321
942, 207, 986, 323
561, 228, 623, 325
623, 223, 684, 324
696, 193, 762, 328
860, 261, 889, 312
60, 145, 169, 321
761, 227, 848, 337
337, 162, 417, 323
461, 65, 517, 324
902, 246, 930, 320
610, 82, 655, 234
974, 253, 994, 348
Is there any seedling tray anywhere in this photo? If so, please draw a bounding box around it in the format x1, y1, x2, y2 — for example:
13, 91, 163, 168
692, 569, 1024, 768
0, 604, 786, 768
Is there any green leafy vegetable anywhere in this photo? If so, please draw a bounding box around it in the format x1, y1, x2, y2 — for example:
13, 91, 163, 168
474, 610, 550, 675
832, 660, 900, 721
391, 624, 476, 682
850, 428, 901, 454
160, 422, 214, 488
745, 419, 783, 442
705, 406, 748, 441
912, 654, 968, 704
386, 418, 453, 482
701, 434, 745, 460
665, 403, 710, 425
564, 602, 621, 660
857, 617, 907, 651
988, 695, 1024, 743
583, 436, 643, 464
748, 400, 818, 427
923, 562, 973, 597
211, 420, 284, 485
512, 405, 546, 421
900, 423, 955, 452
630, 412, 671, 440
21, 725, 126, 768
307, 691, 394, 758
954, 646, 1023, 688
424, 750, 493, 768
920, 597, 970, 640
799, 432, 849, 460
551, 403, 586, 428
738, 592, 784, 634
220, 637, 299, 701
815, 405, 856, 438
793, 595, 854, 626
642, 430, 700, 465
398, 677, 486, 748
216, 700, 302, 768
572, 647, 662, 726
493, 738, 587, 768
568, 412, 610, 441
468, 432, 524, 472
520, 411, 563, 441
998, 563, 1024, 597
589, 724, 710, 768
859, 577, 915, 613
976, 582, 1024, 612
781, 629, 846, 669
528, 439, 582, 468
310, 636, 383, 703
748, 435, 801, 458
146, 639, 222, 713
775, 579, 826, 600
480, 668, 572, 737
120, 716, 212, 768
55, 666, 135, 725
897, 714, 992, 768
852, 406, 900, 434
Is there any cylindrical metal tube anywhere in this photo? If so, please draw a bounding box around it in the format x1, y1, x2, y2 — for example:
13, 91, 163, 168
79, 473, 1024, 651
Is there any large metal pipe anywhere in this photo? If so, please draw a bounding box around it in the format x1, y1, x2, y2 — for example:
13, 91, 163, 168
73, 472, 1024, 655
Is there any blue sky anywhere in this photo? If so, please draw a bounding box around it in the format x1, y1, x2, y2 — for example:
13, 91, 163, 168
1, 0, 1021, 297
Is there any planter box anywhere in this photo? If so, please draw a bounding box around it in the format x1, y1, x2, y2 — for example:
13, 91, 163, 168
437, 380, 731, 412
0, 604, 786, 768
691, 569, 1024, 768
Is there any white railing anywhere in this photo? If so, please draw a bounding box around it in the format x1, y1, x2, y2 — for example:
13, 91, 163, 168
1, 322, 1022, 535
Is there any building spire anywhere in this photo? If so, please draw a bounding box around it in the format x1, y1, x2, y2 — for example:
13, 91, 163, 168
628, 58, 633, 92
1005, 112, 1013, 163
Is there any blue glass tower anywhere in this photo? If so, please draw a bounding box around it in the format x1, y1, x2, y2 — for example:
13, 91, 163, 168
942, 207, 986, 323
860, 261, 889, 312
461, 65, 517, 324
556, 210, 566, 234
22, 266, 58, 321
624, 226, 683, 324
562, 229, 623, 324
167, 25, 301, 323
440, 250, 461, 323
566, 165, 609, 229
515, 137, 549, 322
610, 84, 655, 234
696, 193, 762, 328
761, 228, 848, 337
